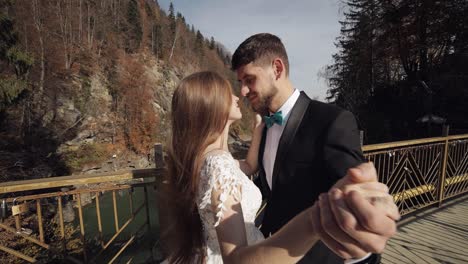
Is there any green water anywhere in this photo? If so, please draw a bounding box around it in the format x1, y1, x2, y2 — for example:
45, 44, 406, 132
76, 183, 161, 263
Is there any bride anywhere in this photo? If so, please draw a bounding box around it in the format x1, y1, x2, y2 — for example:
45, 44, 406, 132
160, 71, 399, 264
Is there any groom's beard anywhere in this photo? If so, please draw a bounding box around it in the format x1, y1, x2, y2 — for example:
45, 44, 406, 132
252, 99, 269, 117
251, 86, 278, 116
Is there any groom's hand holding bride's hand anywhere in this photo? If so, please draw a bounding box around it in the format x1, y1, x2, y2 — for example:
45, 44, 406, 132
310, 162, 400, 260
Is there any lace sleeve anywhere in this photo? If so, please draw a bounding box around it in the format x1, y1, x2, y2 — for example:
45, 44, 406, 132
201, 154, 242, 227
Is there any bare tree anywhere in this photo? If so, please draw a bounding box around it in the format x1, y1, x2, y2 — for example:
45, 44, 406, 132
32, 0, 45, 94
86, 0, 95, 49
168, 23, 178, 62
56, 0, 75, 70
79, 0, 83, 43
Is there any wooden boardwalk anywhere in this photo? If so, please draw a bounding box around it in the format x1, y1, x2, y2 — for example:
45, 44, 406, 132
382, 195, 468, 264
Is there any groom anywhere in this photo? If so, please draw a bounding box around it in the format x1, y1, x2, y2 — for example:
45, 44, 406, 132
232, 33, 394, 263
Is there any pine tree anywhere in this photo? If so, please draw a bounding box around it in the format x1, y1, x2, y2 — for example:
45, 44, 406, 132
209, 36, 215, 50
326, 0, 468, 142
169, 2, 176, 36
168, 2, 175, 20
152, 23, 163, 58
327, 0, 379, 114
195, 30, 204, 57
126, 0, 142, 52
0, 8, 33, 111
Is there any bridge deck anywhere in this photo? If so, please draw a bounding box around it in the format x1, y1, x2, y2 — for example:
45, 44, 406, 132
382, 195, 468, 264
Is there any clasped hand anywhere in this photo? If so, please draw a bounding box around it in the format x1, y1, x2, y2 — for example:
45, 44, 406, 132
310, 162, 400, 259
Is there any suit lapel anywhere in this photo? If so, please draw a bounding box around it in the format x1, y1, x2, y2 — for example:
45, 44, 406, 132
271, 92, 310, 192
259, 126, 271, 198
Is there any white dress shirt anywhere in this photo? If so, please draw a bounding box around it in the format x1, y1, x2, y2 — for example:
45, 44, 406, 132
263, 89, 300, 190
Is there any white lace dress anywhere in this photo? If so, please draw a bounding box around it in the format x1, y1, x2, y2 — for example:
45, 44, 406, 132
197, 151, 265, 263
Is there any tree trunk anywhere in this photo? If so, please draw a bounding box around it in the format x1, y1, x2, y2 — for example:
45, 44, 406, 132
87, 1, 94, 49
79, 0, 83, 43
32, 0, 45, 94
151, 23, 155, 53
418, 0, 429, 81
169, 25, 178, 62
56, 0, 74, 70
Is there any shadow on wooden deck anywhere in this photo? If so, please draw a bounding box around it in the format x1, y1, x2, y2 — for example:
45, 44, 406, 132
382, 195, 468, 264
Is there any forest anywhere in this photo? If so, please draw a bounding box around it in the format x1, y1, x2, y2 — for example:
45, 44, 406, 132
326, 0, 468, 143
1, 0, 467, 182
0, 0, 249, 181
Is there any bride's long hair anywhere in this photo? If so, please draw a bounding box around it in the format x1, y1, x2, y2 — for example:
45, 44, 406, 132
161, 71, 233, 263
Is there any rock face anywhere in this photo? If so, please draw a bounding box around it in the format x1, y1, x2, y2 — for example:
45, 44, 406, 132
56, 97, 82, 128
1, 58, 245, 182
62, 201, 75, 223
229, 135, 250, 160
52, 62, 184, 175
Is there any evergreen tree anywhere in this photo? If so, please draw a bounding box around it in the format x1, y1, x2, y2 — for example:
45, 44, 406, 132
0, 14, 17, 60
195, 30, 204, 57
0, 9, 33, 111
169, 2, 176, 36
327, 0, 379, 115
168, 2, 175, 20
126, 0, 142, 52
209, 36, 215, 50
327, 0, 468, 142
153, 24, 163, 59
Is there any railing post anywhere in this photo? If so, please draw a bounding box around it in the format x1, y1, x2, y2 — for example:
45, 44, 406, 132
57, 196, 66, 251
154, 143, 164, 169
438, 125, 450, 207
359, 130, 364, 147
36, 199, 44, 243
76, 194, 87, 263
151, 143, 164, 262
14, 215, 21, 232
95, 192, 104, 248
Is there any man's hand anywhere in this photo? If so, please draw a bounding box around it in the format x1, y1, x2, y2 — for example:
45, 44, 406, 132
310, 162, 400, 259
335, 162, 400, 220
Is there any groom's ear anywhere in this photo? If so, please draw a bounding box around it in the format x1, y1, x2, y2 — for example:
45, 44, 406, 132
271, 58, 285, 80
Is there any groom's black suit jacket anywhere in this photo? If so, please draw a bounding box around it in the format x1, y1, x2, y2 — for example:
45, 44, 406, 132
256, 92, 379, 264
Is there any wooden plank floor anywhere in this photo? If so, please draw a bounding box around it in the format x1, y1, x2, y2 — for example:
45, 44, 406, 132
382, 195, 468, 264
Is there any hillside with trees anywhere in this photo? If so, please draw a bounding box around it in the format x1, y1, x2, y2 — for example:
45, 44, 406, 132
0, 0, 251, 181
326, 0, 468, 143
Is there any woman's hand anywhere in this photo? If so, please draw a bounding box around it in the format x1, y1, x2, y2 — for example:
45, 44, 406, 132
238, 114, 264, 176
334, 163, 400, 220
310, 162, 400, 259
253, 114, 264, 130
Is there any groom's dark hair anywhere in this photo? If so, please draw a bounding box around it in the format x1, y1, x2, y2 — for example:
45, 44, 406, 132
231, 33, 290, 76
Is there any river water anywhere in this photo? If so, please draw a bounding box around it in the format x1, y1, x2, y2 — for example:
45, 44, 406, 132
76, 184, 161, 263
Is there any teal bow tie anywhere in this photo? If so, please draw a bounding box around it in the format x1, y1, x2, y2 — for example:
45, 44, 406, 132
263, 111, 283, 128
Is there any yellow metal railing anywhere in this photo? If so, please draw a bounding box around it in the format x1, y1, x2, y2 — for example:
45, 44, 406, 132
0, 145, 164, 263
1, 135, 468, 262
363, 134, 468, 215
0, 170, 161, 263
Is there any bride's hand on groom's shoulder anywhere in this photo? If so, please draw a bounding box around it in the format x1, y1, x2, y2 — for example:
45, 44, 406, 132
253, 114, 264, 129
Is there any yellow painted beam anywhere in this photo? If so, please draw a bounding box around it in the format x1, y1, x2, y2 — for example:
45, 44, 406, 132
363, 134, 468, 152
0, 244, 36, 263
393, 185, 435, 202
445, 174, 468, 186
0, 168, 163, 194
